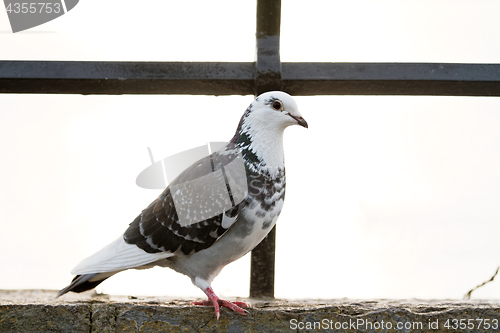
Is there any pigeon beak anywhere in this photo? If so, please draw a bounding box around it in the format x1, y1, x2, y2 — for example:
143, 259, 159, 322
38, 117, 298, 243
287, 113, 309, 128
296, 116, 308, 128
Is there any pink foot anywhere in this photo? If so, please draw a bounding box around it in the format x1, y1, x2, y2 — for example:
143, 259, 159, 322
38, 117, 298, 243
191, 287, 249, 319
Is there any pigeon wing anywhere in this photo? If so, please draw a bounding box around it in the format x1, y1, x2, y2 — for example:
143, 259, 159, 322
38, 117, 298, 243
124, 146, 246, 256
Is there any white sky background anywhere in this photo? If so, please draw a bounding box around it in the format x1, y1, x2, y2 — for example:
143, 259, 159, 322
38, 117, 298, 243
1, 0, 500, 300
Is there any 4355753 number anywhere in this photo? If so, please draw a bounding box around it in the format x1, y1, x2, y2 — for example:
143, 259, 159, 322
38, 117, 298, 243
6, 2, 62, 14
444, 318, 499, 330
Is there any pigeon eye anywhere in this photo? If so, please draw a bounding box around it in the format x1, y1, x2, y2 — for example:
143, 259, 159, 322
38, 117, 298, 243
271, 100, 283, 111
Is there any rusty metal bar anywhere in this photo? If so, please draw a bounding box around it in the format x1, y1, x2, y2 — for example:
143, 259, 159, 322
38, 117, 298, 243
250, 0, 282, 299
2, 61, 500, 96
0, 61, 254, 95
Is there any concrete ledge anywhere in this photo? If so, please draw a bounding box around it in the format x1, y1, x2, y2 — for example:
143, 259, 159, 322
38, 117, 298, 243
1, 290, 500, 332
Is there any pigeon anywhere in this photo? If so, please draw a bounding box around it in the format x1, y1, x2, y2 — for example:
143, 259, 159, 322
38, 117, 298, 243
57, 91, 308, 319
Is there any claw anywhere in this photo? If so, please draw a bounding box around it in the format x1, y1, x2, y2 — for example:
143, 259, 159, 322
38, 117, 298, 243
191, 287, 249, 319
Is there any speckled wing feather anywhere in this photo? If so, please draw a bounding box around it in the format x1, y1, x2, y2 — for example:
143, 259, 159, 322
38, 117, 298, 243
123, 145, 245, 256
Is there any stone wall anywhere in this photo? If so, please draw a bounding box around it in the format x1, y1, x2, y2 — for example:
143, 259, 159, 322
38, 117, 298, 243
1, 290, 499, 332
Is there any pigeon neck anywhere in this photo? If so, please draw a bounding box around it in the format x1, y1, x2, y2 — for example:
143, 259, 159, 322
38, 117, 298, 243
231, 119, 286, 175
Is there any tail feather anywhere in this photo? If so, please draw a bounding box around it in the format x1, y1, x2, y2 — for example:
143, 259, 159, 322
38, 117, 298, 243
57, 273, 111, 297
70, 236, 173, 275
58, 236, 173, 297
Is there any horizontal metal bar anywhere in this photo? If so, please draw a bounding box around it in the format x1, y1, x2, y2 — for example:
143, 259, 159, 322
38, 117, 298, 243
282, 63, 500, 96
0, 61, 255, 95
1, 61, 500, 96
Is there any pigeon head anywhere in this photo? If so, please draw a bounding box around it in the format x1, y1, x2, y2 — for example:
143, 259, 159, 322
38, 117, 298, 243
231, 91, 307, 170
243, 91, 308, 131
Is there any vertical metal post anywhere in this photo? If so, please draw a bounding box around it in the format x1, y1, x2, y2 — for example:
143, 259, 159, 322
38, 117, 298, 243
250, 0, 282, 299
254, 0, 282, 96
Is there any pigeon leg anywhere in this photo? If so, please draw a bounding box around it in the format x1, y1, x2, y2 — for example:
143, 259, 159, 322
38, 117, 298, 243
191, 287, 249, 319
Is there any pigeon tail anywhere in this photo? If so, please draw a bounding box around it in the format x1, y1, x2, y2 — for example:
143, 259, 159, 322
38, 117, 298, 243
56, 273, 111, 297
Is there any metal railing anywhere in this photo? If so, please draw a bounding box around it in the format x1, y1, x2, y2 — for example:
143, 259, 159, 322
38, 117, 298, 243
1, 0, 500, 298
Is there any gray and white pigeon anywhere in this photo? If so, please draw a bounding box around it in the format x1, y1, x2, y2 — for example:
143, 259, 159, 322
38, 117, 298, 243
57, 91, 308, 319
